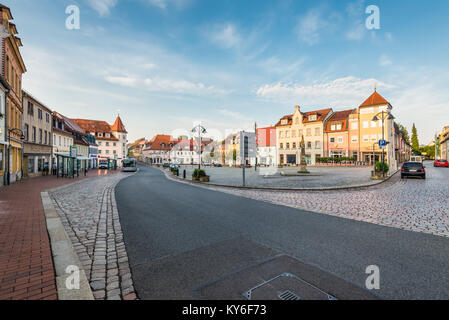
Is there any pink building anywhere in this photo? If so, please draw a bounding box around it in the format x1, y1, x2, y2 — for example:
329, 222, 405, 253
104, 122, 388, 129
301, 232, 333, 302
324, 109, 356, 158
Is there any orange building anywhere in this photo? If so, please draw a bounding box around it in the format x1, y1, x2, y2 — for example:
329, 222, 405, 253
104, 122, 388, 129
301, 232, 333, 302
324, 109, 357, 158
1, 5, 27, 184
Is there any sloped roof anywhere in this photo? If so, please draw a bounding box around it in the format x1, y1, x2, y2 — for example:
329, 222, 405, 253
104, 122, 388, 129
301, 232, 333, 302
275, 108, 333, 126
72, 118, 119, 141
360, 91, 389, 107
325, 109, 356, 132
53, 112, 84, 134
111, 116, 127, 133
144, 135, 179, 151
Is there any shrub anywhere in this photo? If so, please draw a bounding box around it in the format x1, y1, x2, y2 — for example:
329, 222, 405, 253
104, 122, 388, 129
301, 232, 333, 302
375, 161, 389, 173
192, 169, 206, 178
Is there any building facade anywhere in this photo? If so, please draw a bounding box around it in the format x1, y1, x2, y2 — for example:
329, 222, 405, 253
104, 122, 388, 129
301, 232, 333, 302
356, 91, 397, 170
439, 126, 449, 161
73, 116, 128, 167
256, 126, 277, 166
1, 5, 27, 184
142, 135, 178, 164
324, 109, 356, 158
276, 106, 332, 166
0, 75, 9, 186
22, 91, 52, 177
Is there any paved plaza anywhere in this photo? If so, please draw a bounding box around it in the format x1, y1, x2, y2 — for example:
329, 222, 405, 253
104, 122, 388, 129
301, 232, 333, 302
49, 172, 137, 300
179, 165, 379, 189
167, 163, 449, 238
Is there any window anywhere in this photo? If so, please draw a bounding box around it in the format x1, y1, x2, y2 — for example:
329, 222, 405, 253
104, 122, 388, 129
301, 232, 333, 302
371, 121, 377, 128
280, 143, 283, 149
293, 142, 296, 149
295, 118, 300, 125
299, 129, 303, 137
27, 102, 34, 116
38, 108, 43, 120
24, 124, 29, 141
371, 135, 377, 142
59, 136, 61, 146
363, 121, 369, 128
39, 129, 43, 144
44, 131, 47, 145
113, 142, 116, 147
106, 133, 110, 138
331, 124, 336, 131
32, 127, 36, 142
337, 137, 343, 144
98, 133, 103, 137
330, 137, 335, 143
106, 142, 110, 147
307, 142, 312, 149
351, 122, 358, 130
286, 143, 290, 149
308, 115, 317, 121
292, 130, 296, 137
98, 141, 102, 146
285, 131, 290, 138
315, 128, 321, 136
306, 128, 312, 136
315, 141, 321, 149
106, 150, 110, 155
279, 131, 283, 138
46, 113, 50, 123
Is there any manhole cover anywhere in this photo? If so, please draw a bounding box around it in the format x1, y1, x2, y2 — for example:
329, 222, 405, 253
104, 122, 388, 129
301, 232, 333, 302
243, 273, 337, 301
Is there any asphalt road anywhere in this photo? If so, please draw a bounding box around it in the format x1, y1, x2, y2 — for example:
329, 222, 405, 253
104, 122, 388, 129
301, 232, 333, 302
115, 165, 449, 300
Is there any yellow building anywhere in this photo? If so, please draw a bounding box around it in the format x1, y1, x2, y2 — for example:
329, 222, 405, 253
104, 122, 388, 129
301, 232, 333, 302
355, 90, 396, 169
439, 126, 449, 161
1, 5, 27, 184
275, 106, 332, 165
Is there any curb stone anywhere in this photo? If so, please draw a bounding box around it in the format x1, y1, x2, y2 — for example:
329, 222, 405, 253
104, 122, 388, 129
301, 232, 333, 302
41, 191, 94, 300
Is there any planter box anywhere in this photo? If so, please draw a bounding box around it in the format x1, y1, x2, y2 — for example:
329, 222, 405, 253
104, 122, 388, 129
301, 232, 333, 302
371, 171, 386, 180
192, 177, 200, 181
199, 176, 210, 183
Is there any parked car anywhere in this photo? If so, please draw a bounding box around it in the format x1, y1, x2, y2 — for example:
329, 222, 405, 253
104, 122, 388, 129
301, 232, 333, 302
401, 162, 426, 179
162, 163, 171, 168
213, 163, 223, 167
170, 164, 180, 169
434, 159, 449, 167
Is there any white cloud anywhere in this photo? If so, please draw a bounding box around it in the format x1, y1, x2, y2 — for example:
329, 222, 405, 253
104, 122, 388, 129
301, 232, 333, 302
210, 23, 241, 49
105, 75, 226, 95
295, 9, 328, 45
379, 55, 392, 67
86, 0, 118, 17
256, 76, 394, 107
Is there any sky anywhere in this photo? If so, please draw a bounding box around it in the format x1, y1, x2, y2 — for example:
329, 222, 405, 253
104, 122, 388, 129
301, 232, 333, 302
3, 0, 449, 144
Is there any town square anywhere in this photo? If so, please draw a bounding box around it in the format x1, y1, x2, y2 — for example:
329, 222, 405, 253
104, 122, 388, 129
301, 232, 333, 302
0, 0, 449, 308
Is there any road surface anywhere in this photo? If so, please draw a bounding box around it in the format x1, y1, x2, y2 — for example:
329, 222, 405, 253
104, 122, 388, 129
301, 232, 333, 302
115, 165, 449, 300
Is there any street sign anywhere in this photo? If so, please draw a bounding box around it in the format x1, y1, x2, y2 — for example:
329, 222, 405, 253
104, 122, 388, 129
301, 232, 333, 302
379, 140, 387, 147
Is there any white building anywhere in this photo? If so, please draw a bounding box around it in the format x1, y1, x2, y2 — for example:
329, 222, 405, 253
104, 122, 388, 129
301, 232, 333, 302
142, 135, 178, 165
73, 116, 128, 167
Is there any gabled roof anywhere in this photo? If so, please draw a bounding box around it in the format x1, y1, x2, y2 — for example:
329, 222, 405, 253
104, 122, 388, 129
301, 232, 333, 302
360, 90, 389, 107
325, 109, 356, 132
111, 116, 127, 133
143, 135, 179, 151
275, 107, 333, 126
72, 118, 119, 141
53, 112, 84, 135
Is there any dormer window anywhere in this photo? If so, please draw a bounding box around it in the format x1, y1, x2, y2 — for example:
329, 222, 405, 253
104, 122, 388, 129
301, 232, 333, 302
106, 133, 110, 138
308, 115, 317, 121
98, 133, 103, 137
281, 119, 288, 125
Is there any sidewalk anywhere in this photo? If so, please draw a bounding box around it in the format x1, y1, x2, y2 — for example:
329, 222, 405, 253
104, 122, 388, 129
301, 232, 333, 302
0, 170, 115, 300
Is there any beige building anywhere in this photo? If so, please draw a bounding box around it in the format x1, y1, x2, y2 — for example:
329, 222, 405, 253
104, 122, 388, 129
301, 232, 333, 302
276, 106, 333, 165
439, 126, 449, 160
22, 91, 52, 177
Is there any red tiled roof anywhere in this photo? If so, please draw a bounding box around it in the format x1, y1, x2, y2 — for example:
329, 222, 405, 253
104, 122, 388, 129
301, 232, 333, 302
325, 109, 356, 132
360, 91, 389, 107
275, 108, 333, 126
143, 135, 179, 151
72, 118, 120, 141
111, 116, 127, 133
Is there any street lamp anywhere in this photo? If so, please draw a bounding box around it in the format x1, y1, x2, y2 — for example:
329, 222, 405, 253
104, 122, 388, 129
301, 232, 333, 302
372, 111, 395, 179
192, 124, 207, 170
6, 128, 26, 185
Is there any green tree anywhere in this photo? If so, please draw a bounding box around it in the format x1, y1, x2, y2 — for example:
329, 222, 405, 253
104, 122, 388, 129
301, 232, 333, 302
397, 123, 410, 144
411, 123, 420, 154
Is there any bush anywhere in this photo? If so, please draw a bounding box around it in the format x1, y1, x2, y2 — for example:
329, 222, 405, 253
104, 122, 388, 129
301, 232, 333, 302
375, 161, 389, 173
192, 169, 206, 178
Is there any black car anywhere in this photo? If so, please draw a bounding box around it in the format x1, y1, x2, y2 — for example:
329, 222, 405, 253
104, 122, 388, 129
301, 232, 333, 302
401, 162, 426, 179
213, 163, 223, 167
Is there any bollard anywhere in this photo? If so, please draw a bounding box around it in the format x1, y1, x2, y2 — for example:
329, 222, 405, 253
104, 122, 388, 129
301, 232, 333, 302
183, 169, 186, 179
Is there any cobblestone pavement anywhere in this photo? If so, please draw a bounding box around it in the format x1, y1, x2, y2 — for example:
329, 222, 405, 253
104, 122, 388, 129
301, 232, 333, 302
166, 163, 449, 238
180, 165, 378, 189
50, 172, 137, 300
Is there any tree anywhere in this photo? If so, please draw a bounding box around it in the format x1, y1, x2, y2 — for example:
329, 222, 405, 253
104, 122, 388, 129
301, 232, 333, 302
411, 123, 420, 154
397, 123, 410, 144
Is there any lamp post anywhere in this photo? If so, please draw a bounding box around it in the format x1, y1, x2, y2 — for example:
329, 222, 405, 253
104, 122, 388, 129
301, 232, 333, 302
372, 111, 395, 179
192, 124, 206, 170
6, 128, 25, 185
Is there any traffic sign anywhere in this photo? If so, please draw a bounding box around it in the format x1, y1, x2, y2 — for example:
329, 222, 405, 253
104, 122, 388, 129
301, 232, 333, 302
378, 140, 387, 147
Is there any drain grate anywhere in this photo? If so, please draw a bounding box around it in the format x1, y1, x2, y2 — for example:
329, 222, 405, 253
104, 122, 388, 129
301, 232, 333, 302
278, 290, 300, 300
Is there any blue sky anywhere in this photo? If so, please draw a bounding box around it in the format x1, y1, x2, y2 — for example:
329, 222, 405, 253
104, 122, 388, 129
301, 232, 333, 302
3, 0, 449, 143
